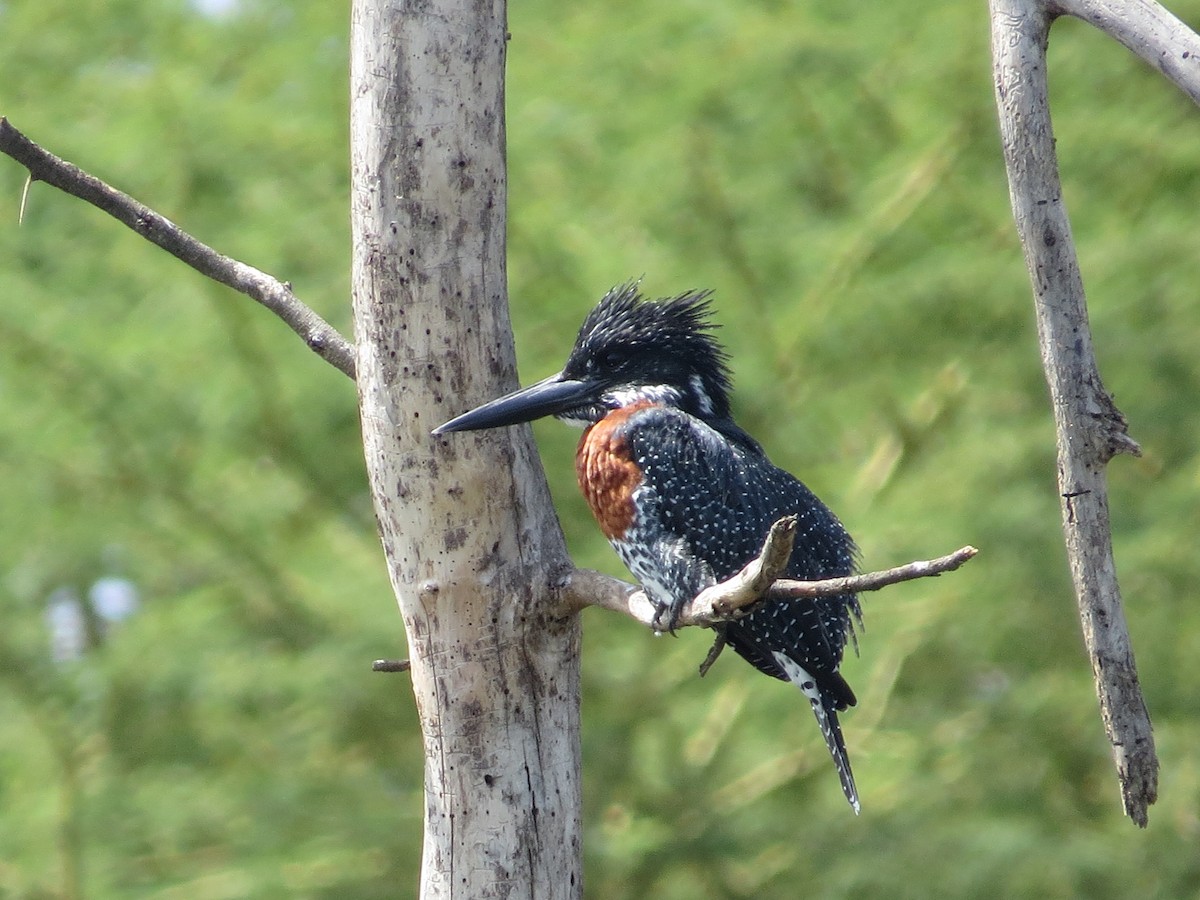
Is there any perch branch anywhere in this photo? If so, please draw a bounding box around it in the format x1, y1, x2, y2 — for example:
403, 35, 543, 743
561, 516, 977, 630
990, 0, 1158, 826
699, 543, 977, 628
0, 117, 356, 380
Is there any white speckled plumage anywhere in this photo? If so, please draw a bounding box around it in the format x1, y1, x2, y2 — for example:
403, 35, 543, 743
581, 399, 862, 811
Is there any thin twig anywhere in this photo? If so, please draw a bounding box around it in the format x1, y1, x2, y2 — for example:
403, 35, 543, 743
768, 545, 979, 600
18, 173, 31, 225
0, 117, 356, 380
990, 0, 1159, 826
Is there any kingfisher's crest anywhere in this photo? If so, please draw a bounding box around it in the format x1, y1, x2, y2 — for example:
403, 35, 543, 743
557, 282, 734, 424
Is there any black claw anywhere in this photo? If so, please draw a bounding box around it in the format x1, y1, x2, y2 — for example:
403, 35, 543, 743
650, 600, 683, 635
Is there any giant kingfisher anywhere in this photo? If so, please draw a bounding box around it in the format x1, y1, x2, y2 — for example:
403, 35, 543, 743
433, 282, 864, 812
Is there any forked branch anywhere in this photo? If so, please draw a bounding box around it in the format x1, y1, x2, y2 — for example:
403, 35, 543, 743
0, 117, 356, 379
563, 515, 977, 630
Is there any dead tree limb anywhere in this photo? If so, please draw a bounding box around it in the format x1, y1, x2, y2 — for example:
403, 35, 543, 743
988, 0, 1199, 827
0, 117, 356, 380
562, 515, 977, 631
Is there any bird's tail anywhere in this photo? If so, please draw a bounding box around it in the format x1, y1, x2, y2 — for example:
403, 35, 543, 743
771, 652, 860, 814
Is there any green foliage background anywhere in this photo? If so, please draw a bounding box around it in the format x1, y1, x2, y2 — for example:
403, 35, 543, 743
3, 0, 1200, 896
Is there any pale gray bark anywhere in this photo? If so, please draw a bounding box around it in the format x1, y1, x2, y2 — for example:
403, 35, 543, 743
349, 0, 582, 895
988, 0, 1200, 827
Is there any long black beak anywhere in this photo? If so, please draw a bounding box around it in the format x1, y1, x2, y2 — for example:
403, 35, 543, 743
432, 372, 599, 434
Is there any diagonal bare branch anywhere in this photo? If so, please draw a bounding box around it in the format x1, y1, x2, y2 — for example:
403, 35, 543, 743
1054, 0, 1200, 106
0, 117, 356, 380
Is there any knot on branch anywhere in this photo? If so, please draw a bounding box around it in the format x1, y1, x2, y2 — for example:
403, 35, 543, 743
1091, 386, 1142, 462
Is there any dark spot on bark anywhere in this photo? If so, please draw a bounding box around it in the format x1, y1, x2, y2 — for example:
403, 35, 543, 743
445, 527, 468, 551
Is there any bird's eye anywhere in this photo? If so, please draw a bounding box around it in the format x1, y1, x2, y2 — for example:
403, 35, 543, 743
601, 349, 628, 369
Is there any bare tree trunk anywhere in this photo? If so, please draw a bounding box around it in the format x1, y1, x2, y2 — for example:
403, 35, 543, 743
349, 0, 583, 895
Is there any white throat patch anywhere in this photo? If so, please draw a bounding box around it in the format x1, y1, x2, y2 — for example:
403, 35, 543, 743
602, 385, 682, 408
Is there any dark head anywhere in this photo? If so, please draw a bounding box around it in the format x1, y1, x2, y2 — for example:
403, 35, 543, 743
433, 282, 736, 435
